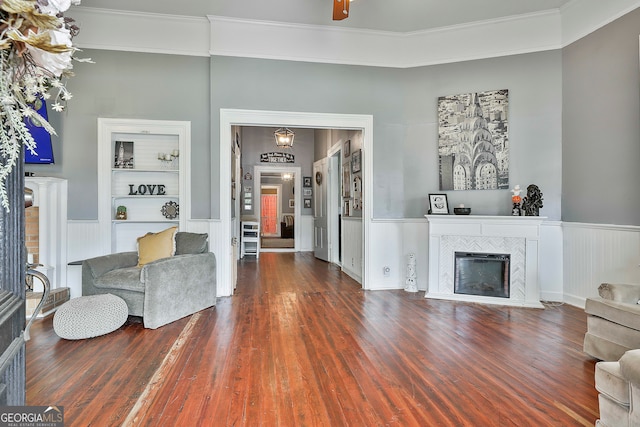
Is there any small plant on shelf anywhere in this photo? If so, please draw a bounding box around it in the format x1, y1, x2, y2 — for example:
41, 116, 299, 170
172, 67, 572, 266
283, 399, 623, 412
116, 205, 127, 220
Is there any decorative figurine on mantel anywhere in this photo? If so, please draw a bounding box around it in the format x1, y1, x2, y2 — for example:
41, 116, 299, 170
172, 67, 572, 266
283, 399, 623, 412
522, 184, 544, 216
510, 185, 522, 216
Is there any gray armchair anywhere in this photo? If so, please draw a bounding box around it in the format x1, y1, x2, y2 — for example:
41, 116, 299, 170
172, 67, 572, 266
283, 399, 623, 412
595, 349, 640, 426
82, 232, 216, 329
584, 283, 640, 361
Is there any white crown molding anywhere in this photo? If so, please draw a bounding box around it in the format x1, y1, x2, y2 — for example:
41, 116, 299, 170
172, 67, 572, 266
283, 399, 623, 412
208, 12, 561, 68
67, 3, 640, 65
561, 0, 640, 47
66, 7, 210, 57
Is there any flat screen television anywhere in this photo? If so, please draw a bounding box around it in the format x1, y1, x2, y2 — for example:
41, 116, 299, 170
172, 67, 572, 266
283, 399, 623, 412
24, 97, 54, 164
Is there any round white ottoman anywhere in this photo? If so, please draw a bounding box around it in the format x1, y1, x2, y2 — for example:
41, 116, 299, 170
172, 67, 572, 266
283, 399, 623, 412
53, 294, 128, 340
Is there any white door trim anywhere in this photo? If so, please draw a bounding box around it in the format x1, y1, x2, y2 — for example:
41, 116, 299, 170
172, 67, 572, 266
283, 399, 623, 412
259, 183, 283, 237
219, 109, 373, 296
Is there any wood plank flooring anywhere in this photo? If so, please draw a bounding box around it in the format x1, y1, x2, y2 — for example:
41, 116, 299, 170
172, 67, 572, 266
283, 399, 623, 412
27, 252, 599, 426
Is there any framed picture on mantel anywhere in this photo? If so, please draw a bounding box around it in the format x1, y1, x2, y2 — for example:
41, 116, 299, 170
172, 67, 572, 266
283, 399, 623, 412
428, 194, 449, 215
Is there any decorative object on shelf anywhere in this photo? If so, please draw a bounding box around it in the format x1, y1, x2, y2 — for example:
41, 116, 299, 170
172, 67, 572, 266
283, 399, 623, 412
511, 184, 522, 216
161, 201, 179, 219
351, 149, 362, 173
114, 141, 134, 169
157, 149, 179, 169
274, 127, 295, 148
128, 184, 167, 196
303, 176, 312, 187
522, 184, 543, 216
352, 175, 362, 211
260, 152, 295, 163
428, 193, 449, 215
438, 89, 509, 192
116, 205, 127, 220
315, 171, 323, 185
453, 204, 471, 215
0, 0, 86, 210
404, 253, 418, 293
342, 164, 351, 198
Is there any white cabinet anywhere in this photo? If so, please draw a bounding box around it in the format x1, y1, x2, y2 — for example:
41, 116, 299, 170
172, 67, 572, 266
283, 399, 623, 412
98, 119, 191, 254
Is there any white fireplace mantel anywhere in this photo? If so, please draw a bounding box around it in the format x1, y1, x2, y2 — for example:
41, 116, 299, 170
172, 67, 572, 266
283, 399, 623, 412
426, 215, 546, 308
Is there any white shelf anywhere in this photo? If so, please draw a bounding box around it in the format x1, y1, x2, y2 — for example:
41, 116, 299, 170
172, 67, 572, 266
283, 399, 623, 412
113, 195, 179, 199
98, 118, 191, 253
112, 168, 179, 173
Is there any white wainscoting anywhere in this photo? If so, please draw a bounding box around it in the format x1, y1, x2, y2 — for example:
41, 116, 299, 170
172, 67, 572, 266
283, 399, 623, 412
67, 220, 102, 298
68, 217, 632, 305
342, 217, 363, 283
299, 215, 314, 252
366, 218, 562, 298
368, 219, 429, 291
563, 222, 640, 308
539, 221, 564, 302
67, 219, 229, 298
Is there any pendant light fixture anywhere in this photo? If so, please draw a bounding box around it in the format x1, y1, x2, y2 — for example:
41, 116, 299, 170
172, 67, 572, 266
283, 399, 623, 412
274, 127, 295, 148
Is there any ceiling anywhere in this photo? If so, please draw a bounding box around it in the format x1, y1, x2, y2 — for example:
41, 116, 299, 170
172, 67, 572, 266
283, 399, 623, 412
80, 0, 573, 33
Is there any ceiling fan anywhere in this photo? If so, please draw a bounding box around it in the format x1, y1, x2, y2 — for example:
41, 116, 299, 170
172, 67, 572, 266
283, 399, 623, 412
333, 0, 350, 21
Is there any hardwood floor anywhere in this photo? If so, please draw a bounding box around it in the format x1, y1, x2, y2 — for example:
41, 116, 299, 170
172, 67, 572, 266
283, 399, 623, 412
27, 252, 599, 426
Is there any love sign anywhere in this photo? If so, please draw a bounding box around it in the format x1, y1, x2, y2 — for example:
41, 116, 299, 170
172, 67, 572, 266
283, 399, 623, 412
128, 184, 166, 196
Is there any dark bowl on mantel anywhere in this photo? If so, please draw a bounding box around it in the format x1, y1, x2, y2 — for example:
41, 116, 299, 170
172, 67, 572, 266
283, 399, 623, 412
454, 207, 471, 215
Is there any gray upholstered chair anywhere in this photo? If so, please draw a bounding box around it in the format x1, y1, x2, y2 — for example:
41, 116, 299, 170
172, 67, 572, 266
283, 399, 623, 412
82, 232, 216, 329
595, 349, 640, 426
584, 283, 640, 361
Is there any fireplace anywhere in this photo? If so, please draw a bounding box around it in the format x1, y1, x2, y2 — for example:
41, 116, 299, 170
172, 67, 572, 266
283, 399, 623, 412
425, 215, 545, 308
454, 252, 510, 298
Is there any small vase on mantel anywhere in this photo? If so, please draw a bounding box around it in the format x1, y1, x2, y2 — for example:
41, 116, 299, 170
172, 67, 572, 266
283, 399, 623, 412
511, 185, 522, 216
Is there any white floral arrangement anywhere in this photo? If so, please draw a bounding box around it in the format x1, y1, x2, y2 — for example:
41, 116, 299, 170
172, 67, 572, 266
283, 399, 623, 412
0, 0, 87, 210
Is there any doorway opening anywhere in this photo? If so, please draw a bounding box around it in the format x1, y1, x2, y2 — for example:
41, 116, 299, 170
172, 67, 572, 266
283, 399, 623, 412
219, 109, 373, 297
254, 165, 299, 253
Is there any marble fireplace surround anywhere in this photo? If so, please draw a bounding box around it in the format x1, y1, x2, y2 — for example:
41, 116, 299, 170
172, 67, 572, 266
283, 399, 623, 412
426, 215, 546, 308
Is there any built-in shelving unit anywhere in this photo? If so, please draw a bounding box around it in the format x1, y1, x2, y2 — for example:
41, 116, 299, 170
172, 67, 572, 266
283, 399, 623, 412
98, 118, 191, 254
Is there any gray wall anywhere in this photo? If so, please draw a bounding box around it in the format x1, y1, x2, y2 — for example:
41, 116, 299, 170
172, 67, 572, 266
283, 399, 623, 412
211, 52, 562, 219
562, 9, 640, 226
26, 49, 212, 220
37, 30, 608, 223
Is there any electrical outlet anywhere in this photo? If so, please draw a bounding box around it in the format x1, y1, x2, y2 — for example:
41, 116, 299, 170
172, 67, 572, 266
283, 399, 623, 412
383, 266, 391, 277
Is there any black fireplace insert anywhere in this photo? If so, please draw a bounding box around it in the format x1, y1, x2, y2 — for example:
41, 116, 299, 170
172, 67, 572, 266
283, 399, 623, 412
454, 252, 510, 298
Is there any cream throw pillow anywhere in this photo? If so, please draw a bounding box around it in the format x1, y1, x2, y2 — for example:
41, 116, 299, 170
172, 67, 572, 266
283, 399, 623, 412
137, 226, 177, 267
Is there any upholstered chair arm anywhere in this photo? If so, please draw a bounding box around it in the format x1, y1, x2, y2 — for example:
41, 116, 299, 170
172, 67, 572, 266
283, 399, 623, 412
140, 252, 216, 329
620, 349, 640, 387
82, 251, 138, 297
598, 283, 640, 304
83, 252, 138, 279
